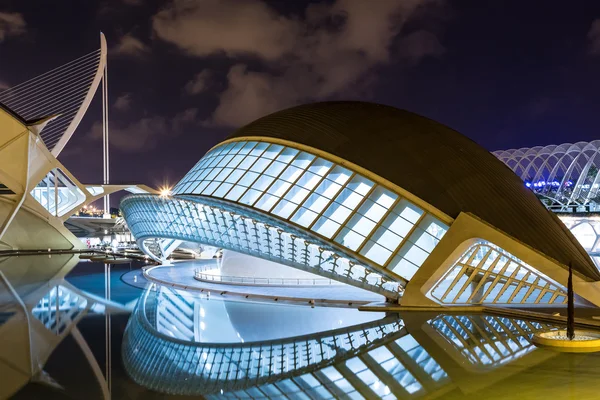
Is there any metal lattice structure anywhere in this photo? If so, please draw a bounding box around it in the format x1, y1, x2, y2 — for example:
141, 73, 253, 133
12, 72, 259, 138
428, 241, 568, 306
122, 194, 401, 298
0, 35, 106, 156
494, 141, 600, 211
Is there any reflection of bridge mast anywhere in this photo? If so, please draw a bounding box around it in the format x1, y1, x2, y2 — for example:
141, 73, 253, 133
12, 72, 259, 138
101, 33, 110, 218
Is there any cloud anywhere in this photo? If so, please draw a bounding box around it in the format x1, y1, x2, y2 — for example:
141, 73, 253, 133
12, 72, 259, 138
589, 19, 600, 55
88, 108, 200, 152
113, 33, 150, 56
114, 93, 132, 111
153, 0, 298, 61
153, 0, 445, 127
397, 30, 445, 64
184, 69, 212, 95
0, 12, 26, 42
122, 0, 142, 5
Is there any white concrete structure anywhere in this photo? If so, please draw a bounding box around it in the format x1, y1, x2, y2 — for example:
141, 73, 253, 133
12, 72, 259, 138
0, 34, 155, 251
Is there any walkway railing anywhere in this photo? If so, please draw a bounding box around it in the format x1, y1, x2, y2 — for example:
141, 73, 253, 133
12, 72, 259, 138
193, 268, 340, 286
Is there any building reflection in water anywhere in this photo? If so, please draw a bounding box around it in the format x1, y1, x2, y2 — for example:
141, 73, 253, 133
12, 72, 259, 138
122, 283, 560, 399
0, 254, 130, 399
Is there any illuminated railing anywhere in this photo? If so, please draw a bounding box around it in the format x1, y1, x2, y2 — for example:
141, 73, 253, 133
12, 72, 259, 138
193, 268, 339, 286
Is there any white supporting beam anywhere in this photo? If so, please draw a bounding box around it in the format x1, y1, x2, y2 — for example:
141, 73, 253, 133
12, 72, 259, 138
159, 239, 183, 261
102, 58, 110, 218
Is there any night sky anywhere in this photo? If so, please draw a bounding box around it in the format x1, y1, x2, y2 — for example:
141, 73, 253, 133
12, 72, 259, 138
1, 1, 600, 206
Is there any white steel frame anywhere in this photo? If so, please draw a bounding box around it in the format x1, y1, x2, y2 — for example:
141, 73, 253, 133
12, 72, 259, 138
495, 141, 600, 210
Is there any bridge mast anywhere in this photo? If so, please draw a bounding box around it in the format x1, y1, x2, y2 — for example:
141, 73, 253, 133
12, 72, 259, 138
101, 34, 110, 218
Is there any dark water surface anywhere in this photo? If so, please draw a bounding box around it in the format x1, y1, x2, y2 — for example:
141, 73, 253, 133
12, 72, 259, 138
3, 254, 600, 400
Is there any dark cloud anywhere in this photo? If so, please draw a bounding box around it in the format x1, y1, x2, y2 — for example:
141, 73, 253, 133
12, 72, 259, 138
588, 19, 600, 55
184, 69, 212, 95
88, 108, 200, 152
153, 0, 446, 127
112, 33, 150, 56
114, 93, 133, 111
0, 11, 26, 42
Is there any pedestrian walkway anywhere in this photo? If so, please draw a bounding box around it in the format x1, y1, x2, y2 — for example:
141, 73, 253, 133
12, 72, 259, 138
143, 260, 384, 306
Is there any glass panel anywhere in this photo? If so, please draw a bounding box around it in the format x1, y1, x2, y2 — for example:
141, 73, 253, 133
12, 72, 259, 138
291, 207, 319, 227
313, 217, 341, 238
264, 161, 287, 178
389, 254, 419, 280
272, 200, 299, 219
240, 188, 263, 205
296, 171, 322, 192
276, 147, 299, 163
335, 227, 365, 250
303, 193, 330, 214
371, 186, 398, 208
346, 175, 374, 196
279, 165, 304, 183
284, 186, 310, 205
267, 180, 292, 197
308, 158, 333, 176
334, 188, 364, 210
249, 157, 271, 174
344, 214, 377, 237
250, 142, 269, 156
327, 165, 352, 185
361, 241, 393, 265
321, 202, 353, 224
291, 152, 315, 169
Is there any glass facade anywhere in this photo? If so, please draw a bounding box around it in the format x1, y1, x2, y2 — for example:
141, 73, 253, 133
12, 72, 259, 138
121, 195, 400, 297
30, 167, 86, 217
428, 240, 568, 305
172, 140, 449, 281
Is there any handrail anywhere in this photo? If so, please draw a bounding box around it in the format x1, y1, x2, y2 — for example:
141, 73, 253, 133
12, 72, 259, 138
193, 268, 341, 286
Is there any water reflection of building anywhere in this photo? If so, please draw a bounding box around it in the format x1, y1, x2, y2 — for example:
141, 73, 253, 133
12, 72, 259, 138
121, 102, 600, 307
0, 254, 130, 399
122, 284, 559, 398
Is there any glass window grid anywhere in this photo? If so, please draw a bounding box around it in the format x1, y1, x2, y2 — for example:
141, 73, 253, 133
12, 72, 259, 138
428, 241, 568, 305
170, 140, 449, 280
121, 195, 402, 295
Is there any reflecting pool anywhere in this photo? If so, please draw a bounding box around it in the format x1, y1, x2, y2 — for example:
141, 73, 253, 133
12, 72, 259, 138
3, 254, 600, 399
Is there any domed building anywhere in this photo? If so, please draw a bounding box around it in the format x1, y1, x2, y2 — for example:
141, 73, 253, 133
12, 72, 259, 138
121, 101, 600, 307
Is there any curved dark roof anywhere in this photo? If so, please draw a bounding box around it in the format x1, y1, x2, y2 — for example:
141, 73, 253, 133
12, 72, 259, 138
227, 101, 600, 281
